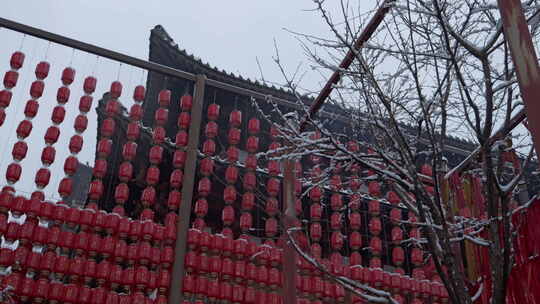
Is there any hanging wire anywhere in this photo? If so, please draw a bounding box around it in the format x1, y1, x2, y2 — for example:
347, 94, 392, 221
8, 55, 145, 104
44, 41, 52, 60
0, 37, 40, 182
68, 48, 76, 67
91, 55, 100, 76
18, 34, 26, 51
116, 63, 123, 81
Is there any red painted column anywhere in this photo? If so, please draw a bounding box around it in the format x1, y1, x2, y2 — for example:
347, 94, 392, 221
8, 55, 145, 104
497, 0, 540, 159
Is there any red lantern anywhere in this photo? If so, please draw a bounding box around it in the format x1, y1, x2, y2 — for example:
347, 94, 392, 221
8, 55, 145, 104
195, 198, 208, 218
349, 231, 362, 250
309, 187, 322, 201
197, 123, 217, 144
133, 85, 146, 102
57, 177, 72, 197
149, 146, 163, 165
35, 168, 51, 188
200, 157, 214, 176
207, 103, 220, 120
370, 237, 382, 255
35, 61, 50, 79
202, 139, 216, 156
113, 182, 129, 204
88, 179, 104, 200
387, 191, 400, 205
6, 162, 22, 184
391, 227, 403, 244
222, 205, 235, 225
40, 146, 56, 166
166, 190, 181, 210
310, 223, 322, 241
3, 70, 18, 88
228, 128, 241, 145
141, 186, 156, 206
267, 178, 280, 197
234, 260, 246, 281
146, 166, 160, 185
173, 131, 188, 147
12, 141, 28, 161
160, 246, 173, 268
239, 193, 255, 212
157, 89, 171, 107
10, 51, 25, 69
330, 212, 342, 230
243, 172, 256, 190
79, 95, 93, 112
245, 154, 258, 170
411, 248, 423, 266
240, 212, 253, 231
390, 208, 402, 224
310, 203, 322, 220
154, 108, 168, 126
229, 110, 242, 127
265, 217, 278, 237
369, 217, 382, 236
198, 177, 211, 197
168, 170, 183, 189
57, 86, 71, 103
368, 181, 381, 197
63, 156, 78, 176
246, 136, 259, 153
392, 247, 405, 266
97, 138, 112, 157
0, 108, 5, 126
173, 112, 190, 131
0, 90, 12, 108
129, 103, 143, 121
246, 117, 260, 134
101, 118, 115, 137
109, 81, 123, 98
331, 231, 344, 250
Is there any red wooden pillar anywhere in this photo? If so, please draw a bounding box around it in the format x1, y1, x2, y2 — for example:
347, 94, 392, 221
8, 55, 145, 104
497, 0, 540, 159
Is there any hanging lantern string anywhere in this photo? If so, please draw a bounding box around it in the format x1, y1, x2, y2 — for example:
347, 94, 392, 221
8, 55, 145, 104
140, 69, 146, 85
44, 41, 52, 60
92, 55, 100, 76
18, 34, 26, 51
69, 48, 76, 67
116, 63, 122, 81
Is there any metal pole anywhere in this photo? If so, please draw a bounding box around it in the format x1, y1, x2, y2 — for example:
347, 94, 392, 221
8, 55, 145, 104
169, 74, 206, 304
281, 159, 298, 304
299, 0, 393, 132
497, 0, 540, 161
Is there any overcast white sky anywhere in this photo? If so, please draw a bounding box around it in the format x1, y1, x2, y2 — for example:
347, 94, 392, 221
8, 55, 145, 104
0, 1, 378, 201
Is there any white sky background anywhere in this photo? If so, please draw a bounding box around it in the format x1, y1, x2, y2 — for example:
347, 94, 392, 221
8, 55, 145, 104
0, 1, 379, 201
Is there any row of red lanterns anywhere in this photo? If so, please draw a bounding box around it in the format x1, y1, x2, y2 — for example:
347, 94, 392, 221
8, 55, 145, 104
88, 80, 123, 206
0, 195, 177, 244
57, 75, 97, 199
33, 66, 76, 201
114, 84, 145, 207
0, 51, 25, 126
182, 274, 283, 304
0, 221, 175, 268
5, 60, 50, 186
1, 272, 168, 304
166, 94, 192, 213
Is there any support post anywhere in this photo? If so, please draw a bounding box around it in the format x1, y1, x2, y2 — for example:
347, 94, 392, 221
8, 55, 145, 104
282, 159, 298, 304
169, 74, 206, 304
497, 0, 540, 161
